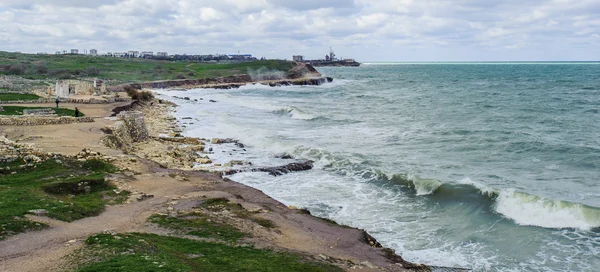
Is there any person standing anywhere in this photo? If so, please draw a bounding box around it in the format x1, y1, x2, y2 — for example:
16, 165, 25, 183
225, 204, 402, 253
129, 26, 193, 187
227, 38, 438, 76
55, 97, 59, 108
74, 107, 79, 118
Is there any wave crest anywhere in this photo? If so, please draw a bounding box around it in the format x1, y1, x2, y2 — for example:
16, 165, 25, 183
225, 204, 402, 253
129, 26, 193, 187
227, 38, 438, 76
390, 175, 600, 230
273, 106, 316, 120
494, 189, 600, 230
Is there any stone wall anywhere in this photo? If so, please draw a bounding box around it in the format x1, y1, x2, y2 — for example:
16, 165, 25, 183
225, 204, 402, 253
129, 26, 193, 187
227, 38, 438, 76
118, 111, 149, 142
102, 111, 149, 153
0, 116, 95, 126
0, 97, 132, 105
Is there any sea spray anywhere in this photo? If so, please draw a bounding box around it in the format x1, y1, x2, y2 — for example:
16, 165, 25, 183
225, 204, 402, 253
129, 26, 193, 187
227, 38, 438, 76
247, 67, 285, 81
494, 189, 600, 230
156, 62, 600, 271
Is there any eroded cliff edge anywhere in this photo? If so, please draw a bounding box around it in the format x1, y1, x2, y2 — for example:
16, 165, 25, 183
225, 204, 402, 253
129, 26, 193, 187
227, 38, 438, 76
112, 62, 332, 91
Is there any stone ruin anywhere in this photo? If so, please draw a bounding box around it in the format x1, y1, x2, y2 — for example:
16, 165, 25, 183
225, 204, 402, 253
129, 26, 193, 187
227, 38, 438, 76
23, 108, 55, 116
102, 111, 149, 153
118, 111, 149, 142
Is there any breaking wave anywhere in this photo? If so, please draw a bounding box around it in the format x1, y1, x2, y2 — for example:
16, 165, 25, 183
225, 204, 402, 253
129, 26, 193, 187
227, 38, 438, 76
389, 174, 600, 230
272, 106, 317, 120
291, 145, 600, 231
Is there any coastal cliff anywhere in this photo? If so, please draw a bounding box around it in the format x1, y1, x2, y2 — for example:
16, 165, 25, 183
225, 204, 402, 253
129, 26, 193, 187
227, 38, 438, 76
111, 62, 331, 91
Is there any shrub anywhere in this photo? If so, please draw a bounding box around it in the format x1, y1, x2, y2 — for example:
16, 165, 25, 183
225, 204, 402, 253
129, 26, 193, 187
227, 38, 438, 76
7, 64, 25, 75
187, 71, 195, 76
175, 73, 186, 79
33, 61, 48, 74
85, 66, 100, 76
124, 85, 154, 101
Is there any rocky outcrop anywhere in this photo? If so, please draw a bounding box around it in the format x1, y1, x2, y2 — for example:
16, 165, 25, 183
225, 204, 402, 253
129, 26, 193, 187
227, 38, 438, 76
222, 160, 314, 176
110, 63, 331, 91
266, 77, 333, 87
102, 111, 149, 153
110, 101, 142, 117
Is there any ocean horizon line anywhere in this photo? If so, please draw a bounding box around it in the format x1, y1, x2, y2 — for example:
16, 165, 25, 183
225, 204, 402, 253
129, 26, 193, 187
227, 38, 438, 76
361, 61, 600, 65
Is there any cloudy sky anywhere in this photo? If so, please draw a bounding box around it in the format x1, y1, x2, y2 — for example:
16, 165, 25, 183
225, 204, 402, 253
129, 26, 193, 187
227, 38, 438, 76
1, 0, 598, 61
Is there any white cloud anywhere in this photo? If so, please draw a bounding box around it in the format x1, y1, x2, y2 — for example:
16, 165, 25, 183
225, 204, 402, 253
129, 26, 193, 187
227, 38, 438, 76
0, 0, 598, 61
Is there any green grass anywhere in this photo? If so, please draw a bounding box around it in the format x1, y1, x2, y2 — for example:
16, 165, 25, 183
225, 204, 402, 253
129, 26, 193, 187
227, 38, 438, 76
0, 158, 127, 240
199, 198, 276, 229
78, 233, 342, 272
148, 214, 246, 242
0, 93, 41, 101
0, 106, 84, 116
0, 51, 296, 84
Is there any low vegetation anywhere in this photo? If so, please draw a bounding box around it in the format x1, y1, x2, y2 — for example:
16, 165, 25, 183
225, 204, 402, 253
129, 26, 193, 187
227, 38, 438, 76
199, 197, 276, 229
0, 93, 41, 101
124, 85, 154, 101
0, 158, 128, 240
75, 232, 342, 272
149, 214, 246, 242
0, 106, 83, 116
0, 51, 295, 84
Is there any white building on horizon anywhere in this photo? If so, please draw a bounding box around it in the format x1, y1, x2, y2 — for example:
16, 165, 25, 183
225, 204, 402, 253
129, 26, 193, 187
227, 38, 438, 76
71, 49, 79, 54
156, 52, 168, 57
141, 51, 153, 58
89, 49, 98, 56
127, 51, 139, 58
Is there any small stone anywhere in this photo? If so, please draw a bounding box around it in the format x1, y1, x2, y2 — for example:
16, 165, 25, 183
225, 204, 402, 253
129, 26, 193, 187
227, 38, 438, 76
28, 209, 48, 216
103, 229, 117, 235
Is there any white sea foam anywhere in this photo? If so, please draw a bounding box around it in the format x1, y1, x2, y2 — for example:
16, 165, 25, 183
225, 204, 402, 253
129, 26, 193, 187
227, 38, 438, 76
457, 177, 496, 196
406, 175, 442, 196
493, 189, 600, 230
272, 106, 316, 120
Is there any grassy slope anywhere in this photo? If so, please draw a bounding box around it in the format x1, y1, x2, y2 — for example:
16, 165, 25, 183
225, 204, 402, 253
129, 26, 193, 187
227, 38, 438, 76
0, 158, 128, 240
75, 197, 341, 272
80, 233, 342, 272
0, 51, 294, 84
0, 106, 83, 116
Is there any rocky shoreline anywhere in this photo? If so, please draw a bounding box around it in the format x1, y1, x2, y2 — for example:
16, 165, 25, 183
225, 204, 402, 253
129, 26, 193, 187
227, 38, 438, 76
120, 99, 432, 271
0, 89, 469, 272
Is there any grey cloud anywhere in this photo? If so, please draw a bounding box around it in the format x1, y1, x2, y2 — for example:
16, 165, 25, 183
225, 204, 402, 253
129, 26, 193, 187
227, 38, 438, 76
0, 0, 119, 9
267, 0, 354, 10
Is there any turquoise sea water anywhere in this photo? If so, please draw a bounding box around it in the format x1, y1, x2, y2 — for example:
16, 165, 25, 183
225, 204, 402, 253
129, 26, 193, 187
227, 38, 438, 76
157, 62, 600, 271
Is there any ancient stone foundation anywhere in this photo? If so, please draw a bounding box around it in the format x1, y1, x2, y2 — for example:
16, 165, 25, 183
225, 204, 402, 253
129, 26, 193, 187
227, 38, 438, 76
102, 111, 149, 153
0, 97, 132, 105
118, 111, 149, 142
0, 116, 95, 126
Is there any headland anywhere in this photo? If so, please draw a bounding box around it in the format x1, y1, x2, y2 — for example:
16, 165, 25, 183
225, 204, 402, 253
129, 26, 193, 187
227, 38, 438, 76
0, 53, 457, 272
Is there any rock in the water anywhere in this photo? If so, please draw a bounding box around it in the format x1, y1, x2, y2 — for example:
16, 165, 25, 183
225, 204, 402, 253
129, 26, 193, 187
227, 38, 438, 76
223, 160, 314, 176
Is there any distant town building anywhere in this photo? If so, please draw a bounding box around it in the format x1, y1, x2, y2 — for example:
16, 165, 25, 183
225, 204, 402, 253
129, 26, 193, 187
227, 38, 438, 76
156, 52, 168, 57
227, 54, 255, 61
89, 49, 98, 56
71, 49, 79, 54
55, 51, 62, 55
36, 52, 47, 55
292, 55, 304, 62
106, 52, 126, 58
127, 51, 139, 58
141, 51, 154, 58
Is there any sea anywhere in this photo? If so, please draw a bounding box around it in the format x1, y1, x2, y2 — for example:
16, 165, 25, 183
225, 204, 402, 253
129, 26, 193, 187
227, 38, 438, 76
155, 62, 600, 272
